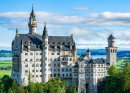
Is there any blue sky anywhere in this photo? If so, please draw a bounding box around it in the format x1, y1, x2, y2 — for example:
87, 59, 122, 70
1, 0, 130, 50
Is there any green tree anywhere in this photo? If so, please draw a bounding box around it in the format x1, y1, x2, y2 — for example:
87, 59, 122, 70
7, 87, 13, 93
121, 63, 130, 93
19, 81, 25, 93
108, 64, 118, 75
11, 79, 18, 93
0, 84, 4, 93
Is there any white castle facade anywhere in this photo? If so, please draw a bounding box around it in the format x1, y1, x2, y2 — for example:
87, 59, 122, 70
11, 7, 118, 93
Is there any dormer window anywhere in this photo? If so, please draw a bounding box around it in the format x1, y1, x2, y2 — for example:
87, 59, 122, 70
27, 39, 29, 40
26, 42, 28, 44
64, 42, 66, 45
31, 42, 33, 44
49, 42, 51, 44
22, 39, 24, 40
59, 42, 61, 44
54, 42, 55, 44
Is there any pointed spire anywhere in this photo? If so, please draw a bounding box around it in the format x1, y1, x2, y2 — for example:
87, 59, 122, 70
16, 28, 18, 36
43, 22, 48, 36
30, 4, 36, 21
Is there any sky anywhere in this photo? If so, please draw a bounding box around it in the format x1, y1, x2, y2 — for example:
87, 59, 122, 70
1, 0, 130, 50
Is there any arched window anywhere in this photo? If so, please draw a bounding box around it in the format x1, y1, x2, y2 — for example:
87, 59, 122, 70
63, 74, 64, 77
36, 64, 39, 67
113, 49, 114, 53
62, 58, 64, 61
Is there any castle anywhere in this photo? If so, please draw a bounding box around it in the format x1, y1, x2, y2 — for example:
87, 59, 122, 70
11, 7, 118, 93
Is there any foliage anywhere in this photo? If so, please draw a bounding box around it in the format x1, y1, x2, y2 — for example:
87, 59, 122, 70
108, 64, 118, 75
0, 75, 75, 93
98, 63, 130, 93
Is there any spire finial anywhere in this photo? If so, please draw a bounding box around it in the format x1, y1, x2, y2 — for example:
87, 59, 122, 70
16, 28, 18, 35
32, 4, 33, 10
45, 21, 46, 26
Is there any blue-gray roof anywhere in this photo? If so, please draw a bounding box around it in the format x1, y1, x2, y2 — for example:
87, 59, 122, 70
17, 34, 75, 50
108, 34, 115, 39
78, 59, 106, 64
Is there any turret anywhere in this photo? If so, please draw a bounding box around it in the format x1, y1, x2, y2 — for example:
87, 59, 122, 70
108, 34, 116, 47
42, 22, 49, 83
42, 22, 48, 37
86, 49, 91, 59
28, 5, 37, 34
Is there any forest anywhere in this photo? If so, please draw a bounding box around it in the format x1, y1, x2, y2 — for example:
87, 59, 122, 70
98, 63, 130, 93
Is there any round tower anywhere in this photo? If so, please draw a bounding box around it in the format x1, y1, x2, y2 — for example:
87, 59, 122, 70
28, 6, 37, 34
42, 22, 49, 83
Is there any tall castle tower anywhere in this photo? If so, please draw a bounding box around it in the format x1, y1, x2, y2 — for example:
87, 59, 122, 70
42, 22, 49, 83
28, 6, 37, 34
105, 34, 118, 66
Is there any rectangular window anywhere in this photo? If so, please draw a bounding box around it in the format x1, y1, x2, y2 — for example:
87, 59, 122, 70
36, 75, 38, 77
25, 59, 28, 61
48, 64, 51, 66
40, 75, 42, 77
30, 59, 32, 61
36, 53, 38, 55
40, 53, 42, 55
67, 53, 70, 55
62, 53, 65, 55
32, 69, 34, 72
25, 70, 28, 73
57, 53, 60, 55
51, 53, 54, 55
36, 70, 38, 72
30, 53, 33, 55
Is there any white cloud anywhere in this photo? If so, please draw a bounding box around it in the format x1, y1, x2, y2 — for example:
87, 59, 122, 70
72, 7, 90, 10
1, 11, 130, 49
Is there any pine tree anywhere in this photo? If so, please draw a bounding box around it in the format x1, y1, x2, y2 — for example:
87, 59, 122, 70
11, 79, 18, 93
121, 63, 130, 93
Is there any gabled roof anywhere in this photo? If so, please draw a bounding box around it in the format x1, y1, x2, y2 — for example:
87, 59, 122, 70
108, 34, 115, 39
88, 59, 96, 64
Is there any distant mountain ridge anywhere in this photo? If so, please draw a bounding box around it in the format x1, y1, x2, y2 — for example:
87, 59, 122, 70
0, 50, 12, 57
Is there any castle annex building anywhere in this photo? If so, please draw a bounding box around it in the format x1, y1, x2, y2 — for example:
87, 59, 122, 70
11, 7, 118, 93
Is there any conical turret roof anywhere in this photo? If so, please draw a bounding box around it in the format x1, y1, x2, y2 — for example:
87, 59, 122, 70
30, 5, 36, 21
43, 22, 48, 36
